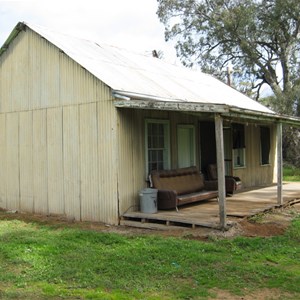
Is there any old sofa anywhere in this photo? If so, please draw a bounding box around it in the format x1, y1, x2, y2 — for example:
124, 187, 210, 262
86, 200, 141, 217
150, 166, 218, 211
207, 164, 242, 195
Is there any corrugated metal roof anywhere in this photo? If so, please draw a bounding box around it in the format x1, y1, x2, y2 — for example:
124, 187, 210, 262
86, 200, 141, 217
1, 22, 274, 114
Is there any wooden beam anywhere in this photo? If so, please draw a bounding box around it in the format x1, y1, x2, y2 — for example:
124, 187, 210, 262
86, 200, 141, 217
225, 108, 300, 127
215, 114, 227, 229
114, 99, 229, 113
277, 122, 283, 205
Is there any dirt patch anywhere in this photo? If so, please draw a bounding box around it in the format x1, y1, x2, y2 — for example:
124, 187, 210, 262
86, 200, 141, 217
239, 202, 300, 237
209, 288, 295, 300
238, 219, 287, 237
1, 201, 299, 239
210, 201, 300, 239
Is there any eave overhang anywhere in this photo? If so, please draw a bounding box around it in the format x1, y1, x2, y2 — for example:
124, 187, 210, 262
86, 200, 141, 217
226, 107, 300, 127
0, 22, 26, 57
113, 91, 300, 127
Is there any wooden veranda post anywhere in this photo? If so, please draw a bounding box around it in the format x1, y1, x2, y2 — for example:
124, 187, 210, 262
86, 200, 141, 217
277, 122, 283, 205
214, 114, 227, 229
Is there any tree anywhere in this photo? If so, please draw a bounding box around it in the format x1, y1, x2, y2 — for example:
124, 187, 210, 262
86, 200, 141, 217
157, 0, 300, 166
157, 0, 300, 115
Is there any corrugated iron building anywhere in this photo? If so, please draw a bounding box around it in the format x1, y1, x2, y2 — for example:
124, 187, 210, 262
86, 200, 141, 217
0, 22, 298, 225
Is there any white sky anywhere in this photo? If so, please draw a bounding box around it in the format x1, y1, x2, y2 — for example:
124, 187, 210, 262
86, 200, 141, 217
0, 0, 178, 63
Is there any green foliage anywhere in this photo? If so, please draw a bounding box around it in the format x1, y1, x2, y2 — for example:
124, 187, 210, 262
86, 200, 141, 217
157, 0, 300, 112
0, 216, 299, 299
283, 164, 300, 181
157, 0, 300, 166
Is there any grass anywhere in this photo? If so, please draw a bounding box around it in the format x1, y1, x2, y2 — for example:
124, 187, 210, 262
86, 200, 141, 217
0, 215, 299, 299
283, 164, 300, 181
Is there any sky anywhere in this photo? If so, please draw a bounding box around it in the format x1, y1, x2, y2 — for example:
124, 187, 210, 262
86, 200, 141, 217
0, 0, 178, 63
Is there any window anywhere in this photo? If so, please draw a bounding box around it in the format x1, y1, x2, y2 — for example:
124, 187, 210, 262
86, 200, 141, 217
260, 126, 270, 165
145, 120, 170, 174
233, 148, 245, 168
232, 123, 246, 168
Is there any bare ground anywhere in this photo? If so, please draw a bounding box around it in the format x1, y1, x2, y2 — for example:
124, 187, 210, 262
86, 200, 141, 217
0, 201, 299, 239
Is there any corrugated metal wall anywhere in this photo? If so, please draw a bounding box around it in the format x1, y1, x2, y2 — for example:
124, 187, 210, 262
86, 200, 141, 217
233, 123, 277, 188
0, 27, 118, 224
0, 114, 6, 208
19, 111, 34, 212
117, 109, 144, 215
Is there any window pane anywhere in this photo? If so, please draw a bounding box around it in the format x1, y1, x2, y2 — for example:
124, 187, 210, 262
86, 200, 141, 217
158, 123, 164, 135
152, 123, 158, 135
149, 163, 156, 172
146, 121, 169, 173
158, 150, 163, 161
148, 123, 153, 135
150, 150, 154, 162
233, 148, 245, 168
158, 162, 164, 170
158, 136, 164, 148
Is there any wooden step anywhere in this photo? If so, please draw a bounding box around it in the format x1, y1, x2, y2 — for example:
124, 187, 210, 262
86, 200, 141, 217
120, 220, 187, 230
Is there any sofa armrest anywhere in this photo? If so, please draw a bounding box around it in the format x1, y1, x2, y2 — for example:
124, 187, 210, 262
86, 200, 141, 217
231, 176, 242, 184
204, 180, 218, 191
205, 177, 238, 194
157, 189, 178, 210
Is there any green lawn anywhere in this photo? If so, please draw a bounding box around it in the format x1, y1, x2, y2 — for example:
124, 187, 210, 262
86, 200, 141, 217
0, 214, 299, 299
283, 165, 300, 181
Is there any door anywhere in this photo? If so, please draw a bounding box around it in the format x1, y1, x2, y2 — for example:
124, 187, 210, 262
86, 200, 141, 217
199, 121, 216, 173
177, 125, 195, 168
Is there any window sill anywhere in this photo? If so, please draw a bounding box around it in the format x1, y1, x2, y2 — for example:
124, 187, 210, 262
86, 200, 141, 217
233, 165, 246, 169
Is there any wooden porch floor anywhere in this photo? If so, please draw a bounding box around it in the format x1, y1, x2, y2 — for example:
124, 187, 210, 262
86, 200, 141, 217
121, 182, 300, 230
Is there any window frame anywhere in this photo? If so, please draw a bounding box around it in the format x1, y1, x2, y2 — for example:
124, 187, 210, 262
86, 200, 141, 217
145, 119, 170, 176
232, 123, 246, 169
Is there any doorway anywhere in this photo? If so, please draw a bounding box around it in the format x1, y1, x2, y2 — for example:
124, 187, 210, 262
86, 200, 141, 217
177, 125, 195, 168
199, 121, 232, 176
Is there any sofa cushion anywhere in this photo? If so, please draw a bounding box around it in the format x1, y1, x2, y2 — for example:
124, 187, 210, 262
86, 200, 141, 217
207, 164, 218, 180
177, 190, 218, 204
151, 166, 204, 195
